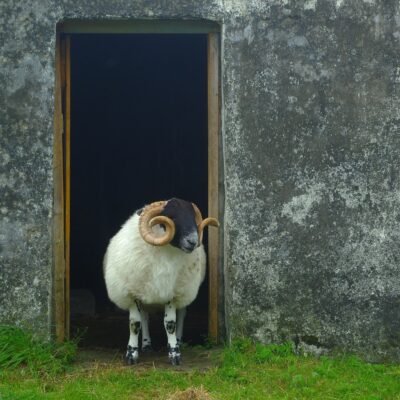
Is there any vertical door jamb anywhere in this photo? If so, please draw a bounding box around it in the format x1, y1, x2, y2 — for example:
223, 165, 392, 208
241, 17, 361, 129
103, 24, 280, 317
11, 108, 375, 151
207, 32, 220, 342
53, 32, 66, 342
64, 35, 71, 339
53, 33, 71, 342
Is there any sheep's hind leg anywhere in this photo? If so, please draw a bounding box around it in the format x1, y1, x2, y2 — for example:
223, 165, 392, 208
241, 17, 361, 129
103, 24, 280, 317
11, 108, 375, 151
176, 307, 187, 348
141, 309, 152, 351
164, 302, 181, 365
125, 301, 141, 365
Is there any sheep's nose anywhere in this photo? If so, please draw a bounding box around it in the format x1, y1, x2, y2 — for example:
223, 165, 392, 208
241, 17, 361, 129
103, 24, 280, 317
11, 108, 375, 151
186, 238, 197, 247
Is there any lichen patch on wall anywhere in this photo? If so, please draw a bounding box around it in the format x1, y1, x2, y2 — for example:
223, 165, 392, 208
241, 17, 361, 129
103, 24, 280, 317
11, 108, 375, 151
281, 184, 324, 225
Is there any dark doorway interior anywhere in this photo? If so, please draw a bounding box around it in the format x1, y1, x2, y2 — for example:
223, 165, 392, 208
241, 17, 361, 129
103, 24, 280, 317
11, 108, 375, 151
69, 34, 208, 348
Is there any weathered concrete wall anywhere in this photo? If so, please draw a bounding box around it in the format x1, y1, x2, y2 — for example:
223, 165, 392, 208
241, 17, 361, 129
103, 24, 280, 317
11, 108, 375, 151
0, 0, 57, 335
223, 0, 400, 362
1, 0, 399, 361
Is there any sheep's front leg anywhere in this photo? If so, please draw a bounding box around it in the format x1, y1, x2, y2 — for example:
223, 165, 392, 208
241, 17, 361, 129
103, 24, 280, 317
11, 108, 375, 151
126, 301, 141, 365
164, 302, 181, 365
176, 307, 187, 348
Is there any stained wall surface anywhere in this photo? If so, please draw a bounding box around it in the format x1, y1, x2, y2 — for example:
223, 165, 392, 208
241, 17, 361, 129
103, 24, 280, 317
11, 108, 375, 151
1, 0, 400, 361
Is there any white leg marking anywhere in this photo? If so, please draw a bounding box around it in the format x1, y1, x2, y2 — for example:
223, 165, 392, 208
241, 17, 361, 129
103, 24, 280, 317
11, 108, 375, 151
164, 303, 177, 348
126, 302, 141, 364
164, 303, 181, 365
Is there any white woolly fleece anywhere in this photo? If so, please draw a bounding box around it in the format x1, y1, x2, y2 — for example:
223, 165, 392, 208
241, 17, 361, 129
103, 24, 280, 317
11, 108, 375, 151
103, 213, 206, 310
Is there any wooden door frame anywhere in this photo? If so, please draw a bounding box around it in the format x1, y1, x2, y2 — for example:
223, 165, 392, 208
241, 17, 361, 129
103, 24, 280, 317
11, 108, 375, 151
53, 22, 222, 342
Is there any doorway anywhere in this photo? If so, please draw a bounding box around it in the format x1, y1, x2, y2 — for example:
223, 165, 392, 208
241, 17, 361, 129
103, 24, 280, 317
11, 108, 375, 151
54, 24, 220, 348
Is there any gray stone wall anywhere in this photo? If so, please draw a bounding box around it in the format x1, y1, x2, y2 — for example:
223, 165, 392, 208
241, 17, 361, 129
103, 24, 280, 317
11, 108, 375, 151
0, 0, 57, 335
1, 0, 399, 361
223, 0, 400, 362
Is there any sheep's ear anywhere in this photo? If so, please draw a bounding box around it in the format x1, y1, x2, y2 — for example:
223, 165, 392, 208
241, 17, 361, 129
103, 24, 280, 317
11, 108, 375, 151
136, 207, 144, 216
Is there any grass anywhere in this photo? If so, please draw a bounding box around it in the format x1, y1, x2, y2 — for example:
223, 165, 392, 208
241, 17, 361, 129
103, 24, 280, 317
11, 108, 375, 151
0, 325, 76, 375
0, 328, 399, 400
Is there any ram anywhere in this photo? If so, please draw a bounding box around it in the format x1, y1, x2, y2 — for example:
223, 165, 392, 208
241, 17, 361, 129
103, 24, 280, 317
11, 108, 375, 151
103, 198, 219, 365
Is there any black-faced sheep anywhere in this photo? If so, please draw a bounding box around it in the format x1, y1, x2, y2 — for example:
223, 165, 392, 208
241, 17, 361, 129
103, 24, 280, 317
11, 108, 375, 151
103, 198, 219, 365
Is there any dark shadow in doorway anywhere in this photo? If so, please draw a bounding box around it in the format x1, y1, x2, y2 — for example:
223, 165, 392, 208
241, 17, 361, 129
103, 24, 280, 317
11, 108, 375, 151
69, 34, 208, 348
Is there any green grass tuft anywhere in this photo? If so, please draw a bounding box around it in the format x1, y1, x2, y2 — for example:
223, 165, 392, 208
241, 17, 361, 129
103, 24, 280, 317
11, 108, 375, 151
0, 325, 77, 375
1, 337, 400, 399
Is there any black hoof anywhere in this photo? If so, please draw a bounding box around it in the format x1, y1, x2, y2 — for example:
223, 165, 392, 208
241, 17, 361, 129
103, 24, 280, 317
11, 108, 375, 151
168, 346, 181, 366
125, 356, 139, 365
142, 344, 153, 352
170, 355, 181, 365
125, 346, 139, 365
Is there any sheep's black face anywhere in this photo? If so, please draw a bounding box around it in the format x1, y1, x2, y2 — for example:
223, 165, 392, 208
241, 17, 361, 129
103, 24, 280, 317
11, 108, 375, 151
161, 198, 199, 253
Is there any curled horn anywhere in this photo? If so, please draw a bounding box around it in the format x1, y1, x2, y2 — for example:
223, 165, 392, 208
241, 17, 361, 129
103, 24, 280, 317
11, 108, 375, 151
192, 203, 203, 227
192, 203, 220, 245
139, 201, 176, 246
